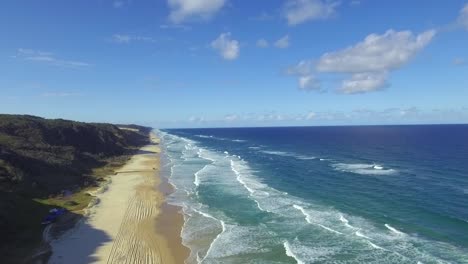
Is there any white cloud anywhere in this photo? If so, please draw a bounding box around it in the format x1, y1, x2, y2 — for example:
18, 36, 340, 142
256, 38, 269, 48
316, 29, 436, 73
224, 114, 239, 121
340, 72, 388, 94
287, 60, 314, 76
211, 32, 240, 60
306, 112, 316, 120
299, 75, 321, 91
459, 3, 468, 30
111, 34, 156, 44
168, 0, 226, 23
289, 29, 436, 94
287, 60, 319, 91
14, 48, 90, 68
284, 0, 338, 25
274, 35, 290, 48
188, 116, 205, 123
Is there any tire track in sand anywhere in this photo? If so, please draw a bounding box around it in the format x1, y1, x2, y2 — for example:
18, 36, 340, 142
106, 164, 165, 263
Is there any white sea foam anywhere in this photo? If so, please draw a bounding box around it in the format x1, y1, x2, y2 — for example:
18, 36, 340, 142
261, 150, 291, 156
293, 205, 343, 235
231, 159, 270, 212
197, 148, 216, 162
261, 150, 317, 161
284, 241, 305, 264
295, 155, 317, 160
385, 224, 405, 235
191, 208, 226, 263
368, 241, 384, 250
332, 163, 396, 175
318, 224, 343, 235
195, 135, 213, 139
293, 204, 312, 224
339, 214, 355, 229
248, 146, 261, 149
355, 231, 372, 240
231, 160, 254, 194
194, 170, 201, 187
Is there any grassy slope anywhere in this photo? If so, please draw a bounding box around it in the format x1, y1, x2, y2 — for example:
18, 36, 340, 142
0, 114, 152, 263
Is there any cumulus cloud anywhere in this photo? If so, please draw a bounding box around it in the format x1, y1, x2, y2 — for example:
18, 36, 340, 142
459, 3, 468, 30
111, 34, 156, 44
287, 60, 320, 91
211, 32, 240, 60
289, 29, 436, 94
256, 38, 269, 48
14, 48, 90, 68
340, 72, 388, 94
274, 35, 290, 48
168, 0, 226, 23
299, 75, 321, 91
316, 29, 436, 73
283, 0, 338, 25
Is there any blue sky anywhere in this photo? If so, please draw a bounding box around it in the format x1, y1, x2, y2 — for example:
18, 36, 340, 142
1, 0, 467, 128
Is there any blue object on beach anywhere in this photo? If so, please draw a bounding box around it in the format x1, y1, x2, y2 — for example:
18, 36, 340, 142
41, 208, 67, 225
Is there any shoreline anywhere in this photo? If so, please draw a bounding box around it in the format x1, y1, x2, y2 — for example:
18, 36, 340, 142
48, 133, 189, 263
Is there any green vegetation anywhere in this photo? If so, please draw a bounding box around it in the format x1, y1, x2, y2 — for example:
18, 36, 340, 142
0, 114, 151, 263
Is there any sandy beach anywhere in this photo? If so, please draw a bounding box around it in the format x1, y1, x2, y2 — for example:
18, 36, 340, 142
48, 134, 188, 264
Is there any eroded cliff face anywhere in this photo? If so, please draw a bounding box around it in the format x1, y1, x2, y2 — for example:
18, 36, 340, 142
0, 114, 152, 262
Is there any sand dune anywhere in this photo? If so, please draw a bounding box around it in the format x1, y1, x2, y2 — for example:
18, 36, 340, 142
49, 134, 187, 264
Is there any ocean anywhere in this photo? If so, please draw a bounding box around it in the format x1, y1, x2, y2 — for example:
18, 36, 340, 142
158, 125, 468, 264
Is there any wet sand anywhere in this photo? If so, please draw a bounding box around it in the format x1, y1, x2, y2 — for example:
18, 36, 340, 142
49, 134, 189, 263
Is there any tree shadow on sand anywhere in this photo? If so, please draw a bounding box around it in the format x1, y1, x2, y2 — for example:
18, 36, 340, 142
1, 198, 112, 264
45, 211, 112, 264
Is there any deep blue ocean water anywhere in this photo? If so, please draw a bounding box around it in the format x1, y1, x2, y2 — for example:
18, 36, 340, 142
159, 125, 468, 263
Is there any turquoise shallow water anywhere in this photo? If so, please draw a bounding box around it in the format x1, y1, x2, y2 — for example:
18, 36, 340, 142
159, 126, 468, 263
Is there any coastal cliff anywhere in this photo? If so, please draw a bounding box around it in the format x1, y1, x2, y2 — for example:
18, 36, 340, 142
0, 114, 151, 262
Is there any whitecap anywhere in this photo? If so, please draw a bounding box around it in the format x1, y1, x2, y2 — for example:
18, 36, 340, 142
385, 224, 405, 235
284, 241, 305, 264
332, 163, 396, 175
293, 205, 343, 235
248, 146, 261, 149
355, 231, 372, 240
339, 214, 355, 229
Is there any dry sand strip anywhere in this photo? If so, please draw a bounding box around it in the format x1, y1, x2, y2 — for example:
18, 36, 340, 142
49, 134, 187, 264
